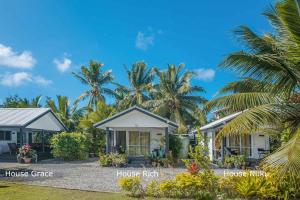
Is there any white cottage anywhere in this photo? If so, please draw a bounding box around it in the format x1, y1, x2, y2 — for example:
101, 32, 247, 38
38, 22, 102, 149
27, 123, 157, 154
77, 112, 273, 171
94, 106, 178, 157
193, 111, 270, 161
0, 108, 67, 154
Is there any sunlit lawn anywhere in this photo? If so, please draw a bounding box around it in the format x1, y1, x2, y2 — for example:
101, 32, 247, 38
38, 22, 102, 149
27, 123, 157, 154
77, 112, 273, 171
0, 181, 161, 200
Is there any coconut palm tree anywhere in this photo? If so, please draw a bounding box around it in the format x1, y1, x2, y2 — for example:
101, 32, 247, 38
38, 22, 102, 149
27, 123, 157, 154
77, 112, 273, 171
46, 95, 85, 131
206, 0, 300, 179
72, 60, 115, 110
145, 64, 207, 133
116, 61, 154, 109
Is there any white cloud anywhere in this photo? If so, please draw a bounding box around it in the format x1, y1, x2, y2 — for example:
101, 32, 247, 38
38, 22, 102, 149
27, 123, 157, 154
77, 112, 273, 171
53, 56, 72, 72
194, 68, 215, 81
135, 31, 155, 50
0, 72, 52, 87
0, 44, 36, 69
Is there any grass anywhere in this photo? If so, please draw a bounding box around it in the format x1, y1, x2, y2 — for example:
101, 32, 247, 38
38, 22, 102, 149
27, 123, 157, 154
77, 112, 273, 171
0, 181, 142, 200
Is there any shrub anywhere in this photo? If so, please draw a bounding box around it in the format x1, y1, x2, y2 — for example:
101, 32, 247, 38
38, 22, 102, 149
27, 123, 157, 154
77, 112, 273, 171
118, 176, 144, 197
145, 180, 161, 197
219, 171, 284, 199
183, 128, 211, 170
169, 134, 182, 158
224, 156, 235, 168
159, 172, 218, 199
50, 132, 87, 161
99, 153, 127, 167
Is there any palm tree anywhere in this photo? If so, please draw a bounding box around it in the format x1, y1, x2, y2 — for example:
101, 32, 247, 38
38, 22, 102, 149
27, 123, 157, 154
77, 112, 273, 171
1, 95, 42, 108
116, 61, 154, 109
72, 60, 115, 110
46, 95, 85, 131
206, 0, 300, 179
145, 64, 207, 133
80, 101, 115, 153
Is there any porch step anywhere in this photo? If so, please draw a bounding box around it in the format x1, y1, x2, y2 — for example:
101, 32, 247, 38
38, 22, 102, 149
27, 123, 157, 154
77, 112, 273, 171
127, 157, 151, 168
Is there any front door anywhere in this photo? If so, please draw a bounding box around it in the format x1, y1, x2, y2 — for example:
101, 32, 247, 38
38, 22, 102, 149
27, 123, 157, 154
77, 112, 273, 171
128, 131, 150, 156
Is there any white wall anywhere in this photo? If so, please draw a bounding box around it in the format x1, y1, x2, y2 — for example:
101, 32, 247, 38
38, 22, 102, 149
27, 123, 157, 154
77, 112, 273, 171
26, 112, 64, 131
251, 134, 270, 159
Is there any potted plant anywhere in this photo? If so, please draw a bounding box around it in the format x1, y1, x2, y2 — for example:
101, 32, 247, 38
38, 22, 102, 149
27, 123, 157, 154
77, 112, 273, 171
17, 144, 37, 164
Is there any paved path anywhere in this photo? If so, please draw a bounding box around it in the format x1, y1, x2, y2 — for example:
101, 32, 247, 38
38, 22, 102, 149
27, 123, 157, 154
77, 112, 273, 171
0, 158, 242, 192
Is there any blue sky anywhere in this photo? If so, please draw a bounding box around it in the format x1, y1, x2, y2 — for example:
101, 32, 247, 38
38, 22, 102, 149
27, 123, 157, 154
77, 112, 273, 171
0, 0, 273, 106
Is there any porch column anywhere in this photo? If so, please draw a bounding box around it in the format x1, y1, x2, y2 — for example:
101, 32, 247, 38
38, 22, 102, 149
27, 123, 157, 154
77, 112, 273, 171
165, 127, 169, 154
106, 127, 110, 154
20, 127, 24, 146
221, 136, 226, 161
42, 130, 45, 153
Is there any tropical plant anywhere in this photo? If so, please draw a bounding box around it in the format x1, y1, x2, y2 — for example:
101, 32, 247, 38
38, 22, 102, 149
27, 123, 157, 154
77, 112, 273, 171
72, 60, 115, 110
115, 61, 154, 110
1, 95, 42, 108
18, 144, 37, 159
99, 153, 127, 167
183, 128, 211, 171
169, 134, 182, 158
145, 64, 207, 133
118, 176, 144, 198
50, 132, 88, 161
46, 95, 84, 131
206, 0, 300, 181
79, 101, 115, 154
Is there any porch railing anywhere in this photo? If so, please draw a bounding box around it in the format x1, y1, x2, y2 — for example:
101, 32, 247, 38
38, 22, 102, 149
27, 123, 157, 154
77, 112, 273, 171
212, 146, 270, 160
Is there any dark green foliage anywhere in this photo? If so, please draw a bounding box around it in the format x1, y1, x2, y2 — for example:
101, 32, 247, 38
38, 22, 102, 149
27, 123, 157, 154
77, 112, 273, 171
50, 132, 88, 161
169, 134, 182, 158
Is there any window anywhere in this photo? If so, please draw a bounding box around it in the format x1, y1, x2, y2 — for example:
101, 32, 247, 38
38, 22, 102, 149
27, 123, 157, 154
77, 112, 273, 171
0, 131, 12, 141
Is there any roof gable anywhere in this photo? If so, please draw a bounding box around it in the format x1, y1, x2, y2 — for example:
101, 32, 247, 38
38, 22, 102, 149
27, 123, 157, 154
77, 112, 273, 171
94, 106, 178, 129
198, 111, 243, 132
0, 108, 67, 131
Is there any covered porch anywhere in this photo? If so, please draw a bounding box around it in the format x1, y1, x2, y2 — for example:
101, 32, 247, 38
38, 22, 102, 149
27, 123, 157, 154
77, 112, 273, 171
94, 106, 178, 157
0, 108, 67, 161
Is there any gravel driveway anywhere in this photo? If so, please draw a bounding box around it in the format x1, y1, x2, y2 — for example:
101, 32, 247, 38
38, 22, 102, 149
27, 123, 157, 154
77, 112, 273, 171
0, 158, 240, 192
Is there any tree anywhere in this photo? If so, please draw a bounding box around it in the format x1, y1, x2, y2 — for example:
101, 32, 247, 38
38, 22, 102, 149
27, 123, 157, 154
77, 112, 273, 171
206, 0, 300, 180
145, 64, 207, 133
1, 95, 42, 108
72, 60, 115, 110
46, 95, 85, 131
116, 61, 154, 110
79, 101, 115, 154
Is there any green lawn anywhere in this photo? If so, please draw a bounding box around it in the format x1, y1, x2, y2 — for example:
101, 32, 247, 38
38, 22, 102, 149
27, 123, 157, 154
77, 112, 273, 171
0, 181, 143, 200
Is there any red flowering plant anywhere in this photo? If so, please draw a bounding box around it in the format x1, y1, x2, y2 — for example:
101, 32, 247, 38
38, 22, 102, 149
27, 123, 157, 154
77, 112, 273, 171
187, 162, 200, 175
18, 144, 37, 159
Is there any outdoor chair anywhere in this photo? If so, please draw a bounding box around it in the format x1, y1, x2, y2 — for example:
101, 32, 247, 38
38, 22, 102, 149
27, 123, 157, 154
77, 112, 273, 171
7, 143, 18, 155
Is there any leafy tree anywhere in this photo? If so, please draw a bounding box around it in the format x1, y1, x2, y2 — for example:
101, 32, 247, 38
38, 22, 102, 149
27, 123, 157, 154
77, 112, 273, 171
145, 64, 207, 133
46, 95, 85, 131
79, 101, 116, 154
206, 0, 300, 181
116, 61, 154, 110
1, 95, 42, 108
72, 60, 115, 110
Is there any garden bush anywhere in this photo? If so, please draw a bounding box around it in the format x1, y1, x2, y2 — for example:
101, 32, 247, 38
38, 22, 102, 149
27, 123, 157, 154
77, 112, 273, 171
159, 171, 218, 199
118, 176, 144, 197
99, 153, 127, 167
50, 132, 88, 161
169, 134, 182, 158
145, 180, 161, 198
219, 170, 300, 199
